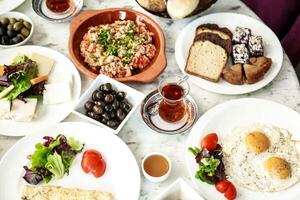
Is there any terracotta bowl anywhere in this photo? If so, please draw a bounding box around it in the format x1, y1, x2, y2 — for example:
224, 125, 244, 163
68, 8, 167, 83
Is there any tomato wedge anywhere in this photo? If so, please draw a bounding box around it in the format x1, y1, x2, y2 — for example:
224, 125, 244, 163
224, 183, 237, 200
215, 179, 230, 193
215, 179, 237, 200
81, 149, 106, 178
201, 133, 218, 151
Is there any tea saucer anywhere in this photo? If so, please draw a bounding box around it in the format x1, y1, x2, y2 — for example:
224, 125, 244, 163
141, 90, 198, 135
32, 0, 83, 22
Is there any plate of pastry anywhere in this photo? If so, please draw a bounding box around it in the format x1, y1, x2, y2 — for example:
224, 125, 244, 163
175, 13, 283, 95
0, 46, 81, 136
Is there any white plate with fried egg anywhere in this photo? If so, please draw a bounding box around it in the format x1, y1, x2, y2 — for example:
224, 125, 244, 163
185, 98, 300, 200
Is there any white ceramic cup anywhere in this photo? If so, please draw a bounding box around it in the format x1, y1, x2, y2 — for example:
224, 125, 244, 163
141, 152, 172, 183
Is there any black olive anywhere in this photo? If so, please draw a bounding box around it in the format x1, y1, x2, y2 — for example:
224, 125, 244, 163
104, 94, 114, 103
116, 109, 126, 121
93, 105, 104, 115
84, 101, 94, 111
116, 91, 126, 101
102, 83, 112, 93
110, 111, 117, 119
92, 90, 99, 101
107, 120, 119, 128
112, 100, 120, 110
101, 118, 108, 124
1, 35, 10, 45
102, 112, 111, 121
0, 27, 5, 36
11, 36, 23, 44
122, 102, 132, 113
104, 104, 113, 112
95, 100, 106, 107
87, 111, 100, 121
7, 29, 16, 38
95, 91, 104, 100
111, 90, 116, 95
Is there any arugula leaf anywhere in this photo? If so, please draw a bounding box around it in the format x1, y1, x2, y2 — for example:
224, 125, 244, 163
0, 85, 6, 92
45, 152, 65, 179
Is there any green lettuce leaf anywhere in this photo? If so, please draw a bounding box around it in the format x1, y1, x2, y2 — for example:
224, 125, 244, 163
30, 143, 51, 169
45, 152, 65, 179
6, 60, 38, 100
11, 55, 29, 65
67, 137, 84, 152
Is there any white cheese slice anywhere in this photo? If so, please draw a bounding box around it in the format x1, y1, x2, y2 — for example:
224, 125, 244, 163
47, 73, 73, 86
0, 99, 11, 120
31, 53, 55, 76
10, 98, 37, 122
43, 81, 72, 104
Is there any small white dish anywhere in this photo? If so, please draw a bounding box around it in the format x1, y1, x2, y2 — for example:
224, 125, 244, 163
153, 178, 204, 200
142, 152, 172, 183
0, 12, 34, 48
72, 74, 145, 134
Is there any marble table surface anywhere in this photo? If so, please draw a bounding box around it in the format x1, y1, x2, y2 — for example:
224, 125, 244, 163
1, 0, 300, 199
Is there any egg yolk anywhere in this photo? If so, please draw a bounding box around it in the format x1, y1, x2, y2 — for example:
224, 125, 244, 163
245, 131, 270, 153
264, 157, 291, 180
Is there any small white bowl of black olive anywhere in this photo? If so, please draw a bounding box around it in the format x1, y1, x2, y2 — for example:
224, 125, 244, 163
0, 12, 34, 48
73, 74, 145, 134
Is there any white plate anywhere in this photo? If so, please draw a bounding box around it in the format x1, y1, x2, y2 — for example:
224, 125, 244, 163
0, 0, 25, 14
185, 98, 300, 200
175, 13, 283, 95
0, 46, 81, 136
0, 122, 141, 200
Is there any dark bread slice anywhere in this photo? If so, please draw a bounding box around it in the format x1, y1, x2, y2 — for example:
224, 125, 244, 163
194, 32, 232, 55
222, 64, 243, 85
243, 56, 272, 84
196, 23, 233, 40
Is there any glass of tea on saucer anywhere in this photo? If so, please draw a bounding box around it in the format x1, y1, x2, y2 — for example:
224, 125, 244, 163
158, 76, 190, 123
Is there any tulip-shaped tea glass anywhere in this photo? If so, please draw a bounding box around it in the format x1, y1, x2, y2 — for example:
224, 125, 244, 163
158, 76, 190, 123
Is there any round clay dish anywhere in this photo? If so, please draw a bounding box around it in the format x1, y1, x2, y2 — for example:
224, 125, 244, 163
68, 8, 167, 83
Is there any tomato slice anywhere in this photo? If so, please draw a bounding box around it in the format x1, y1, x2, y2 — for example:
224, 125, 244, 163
224, 183, 237, 200
215, 179, 230, 193
201, 133, 218, 151
81, 149, 106, 178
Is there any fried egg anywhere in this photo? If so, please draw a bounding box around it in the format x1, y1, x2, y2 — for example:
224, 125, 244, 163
222, 123, 300, 192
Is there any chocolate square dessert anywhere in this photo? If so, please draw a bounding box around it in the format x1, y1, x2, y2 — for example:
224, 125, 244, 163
232, 44, 249, 64
232, 26, 251, 44
249, 35, 264, 56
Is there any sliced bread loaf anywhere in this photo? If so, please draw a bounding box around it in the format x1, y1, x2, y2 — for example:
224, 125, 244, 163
185, 40, 228, 82
196, 23, 233, 40
194, 32, 232, 55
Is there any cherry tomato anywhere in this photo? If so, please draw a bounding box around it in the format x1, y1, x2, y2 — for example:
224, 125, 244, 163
201, 133, 218, 151
215, 179, 230, 193
81, 149, 106, 178
224, 184, 237, 200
